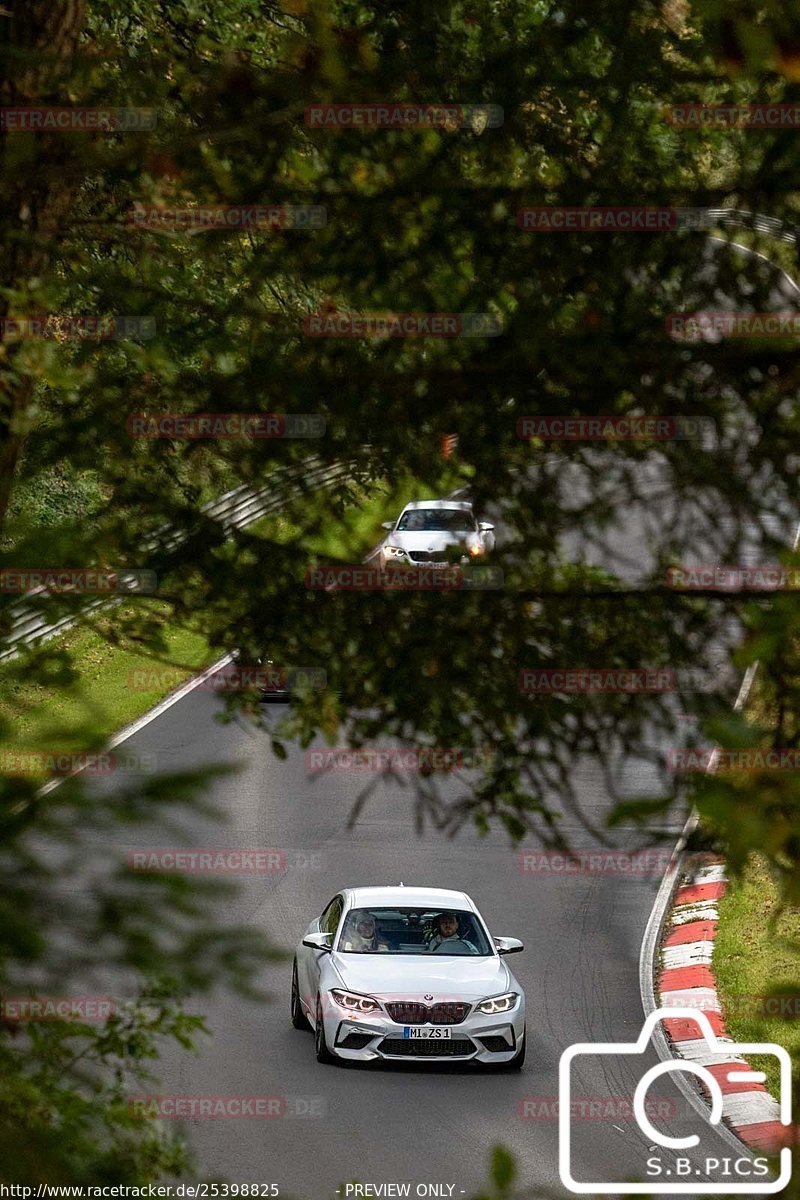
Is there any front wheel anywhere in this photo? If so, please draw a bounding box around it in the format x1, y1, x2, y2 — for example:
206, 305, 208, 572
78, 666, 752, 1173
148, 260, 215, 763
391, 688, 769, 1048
291, 960, 310, 1030
315, 995, 335, 1064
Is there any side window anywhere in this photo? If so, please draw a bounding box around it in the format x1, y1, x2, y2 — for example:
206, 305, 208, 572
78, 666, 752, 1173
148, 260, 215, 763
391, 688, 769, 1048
320, 895, 343, 937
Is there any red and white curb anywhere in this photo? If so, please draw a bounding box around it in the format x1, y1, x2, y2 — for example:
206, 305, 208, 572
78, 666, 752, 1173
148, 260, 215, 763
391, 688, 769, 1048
656, 855, 792, 1152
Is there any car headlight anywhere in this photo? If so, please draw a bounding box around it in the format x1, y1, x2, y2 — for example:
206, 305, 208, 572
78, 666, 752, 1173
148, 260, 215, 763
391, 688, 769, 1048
330, 989, 382, 1014
468, 543, 485, 557
476, 991, 518, 1014
383, 545, 406, 557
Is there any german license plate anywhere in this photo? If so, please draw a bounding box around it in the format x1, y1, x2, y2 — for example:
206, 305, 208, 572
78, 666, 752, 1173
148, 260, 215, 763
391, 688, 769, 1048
404, 1026, 451, 1039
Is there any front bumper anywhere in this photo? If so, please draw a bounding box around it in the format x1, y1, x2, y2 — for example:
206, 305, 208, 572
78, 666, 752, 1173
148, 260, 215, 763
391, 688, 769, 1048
380, 552, 476, 570
322, 996, 525, 1064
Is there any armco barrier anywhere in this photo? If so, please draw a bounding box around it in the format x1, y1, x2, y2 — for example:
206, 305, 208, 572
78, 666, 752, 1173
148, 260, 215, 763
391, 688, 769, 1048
0, 457, 356, 663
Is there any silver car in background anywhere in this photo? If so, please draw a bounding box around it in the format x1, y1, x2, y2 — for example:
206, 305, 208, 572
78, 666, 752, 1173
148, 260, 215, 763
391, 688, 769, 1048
291, 885, 526, 1068
376, 500, 495, 571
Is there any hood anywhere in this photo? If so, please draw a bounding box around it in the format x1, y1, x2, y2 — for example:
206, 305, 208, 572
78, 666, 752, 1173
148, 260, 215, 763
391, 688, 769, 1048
330, 952, 511, 1000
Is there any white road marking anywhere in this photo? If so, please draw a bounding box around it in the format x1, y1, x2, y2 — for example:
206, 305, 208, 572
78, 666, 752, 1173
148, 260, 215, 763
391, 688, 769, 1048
36, 653, 233, 799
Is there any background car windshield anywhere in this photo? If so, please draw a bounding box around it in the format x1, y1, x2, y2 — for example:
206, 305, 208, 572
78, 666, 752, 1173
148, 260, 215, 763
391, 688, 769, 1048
336, 907, 491, 954
396, 509, 476, 533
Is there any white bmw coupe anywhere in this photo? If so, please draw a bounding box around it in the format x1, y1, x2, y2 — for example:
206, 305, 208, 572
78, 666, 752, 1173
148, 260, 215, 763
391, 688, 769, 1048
291, 885, 526, 1067
377, 500, 495, 571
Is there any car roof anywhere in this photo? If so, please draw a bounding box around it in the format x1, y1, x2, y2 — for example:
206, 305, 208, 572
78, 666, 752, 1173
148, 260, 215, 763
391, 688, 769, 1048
345, 885, 474, 910
399, 500, 473, 513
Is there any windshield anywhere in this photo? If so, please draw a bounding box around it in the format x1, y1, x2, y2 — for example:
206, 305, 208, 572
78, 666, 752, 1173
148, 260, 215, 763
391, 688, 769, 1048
336, 906, 492, 955
395, 509, 477, 533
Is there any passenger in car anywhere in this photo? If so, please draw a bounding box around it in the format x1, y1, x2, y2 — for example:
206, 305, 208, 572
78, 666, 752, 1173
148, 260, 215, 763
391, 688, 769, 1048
341, 912, 390, 952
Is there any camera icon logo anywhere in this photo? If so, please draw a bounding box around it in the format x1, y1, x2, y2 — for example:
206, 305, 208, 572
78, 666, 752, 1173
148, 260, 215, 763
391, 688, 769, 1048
559, 1007, 792, 1194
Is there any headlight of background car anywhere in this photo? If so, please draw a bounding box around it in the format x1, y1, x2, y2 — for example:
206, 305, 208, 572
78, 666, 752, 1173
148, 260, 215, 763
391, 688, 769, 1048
330, 989, 382, 1014
476, 992, 518, 1014
467, 542, 485, 557
383, 545, 406, 558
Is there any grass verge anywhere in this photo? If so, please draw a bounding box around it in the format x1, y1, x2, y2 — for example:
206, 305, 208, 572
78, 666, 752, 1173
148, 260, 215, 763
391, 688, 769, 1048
0, 601, 218, 778
713, 855, 800, 1097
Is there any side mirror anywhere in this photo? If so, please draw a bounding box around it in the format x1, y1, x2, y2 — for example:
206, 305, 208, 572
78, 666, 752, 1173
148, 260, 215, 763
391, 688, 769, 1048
381, 521, 394, 530
494, 936, 523, 955
479, 522, 494, 533
302, 932, 333, 952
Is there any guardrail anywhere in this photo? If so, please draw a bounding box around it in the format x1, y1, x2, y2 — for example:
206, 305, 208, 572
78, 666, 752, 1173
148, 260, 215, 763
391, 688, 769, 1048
0, 457, 355, 663
704, 208, 798, 245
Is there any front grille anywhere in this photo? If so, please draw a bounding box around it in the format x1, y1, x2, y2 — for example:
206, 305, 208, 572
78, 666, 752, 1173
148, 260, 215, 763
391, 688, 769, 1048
379, 1037, 474, 1057
478, 1035, 514, 1053
384, 1001, 470, 1025
336, 1031, 374, 1050
407, 552, 449, 564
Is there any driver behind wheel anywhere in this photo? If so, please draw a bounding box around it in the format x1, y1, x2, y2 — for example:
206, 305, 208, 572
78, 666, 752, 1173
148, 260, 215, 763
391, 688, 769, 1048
428, 911, 478, 955
341, 911, 390, 952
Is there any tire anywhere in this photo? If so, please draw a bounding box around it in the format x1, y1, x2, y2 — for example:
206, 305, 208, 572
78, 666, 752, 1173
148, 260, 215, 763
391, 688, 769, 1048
291, 961, 310, 1030
315, 995, 335, 1064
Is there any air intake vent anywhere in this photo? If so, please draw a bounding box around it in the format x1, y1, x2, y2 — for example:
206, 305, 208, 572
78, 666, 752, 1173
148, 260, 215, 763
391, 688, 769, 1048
336, 1031, 374, 1050
379, 1037, 474, 1057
